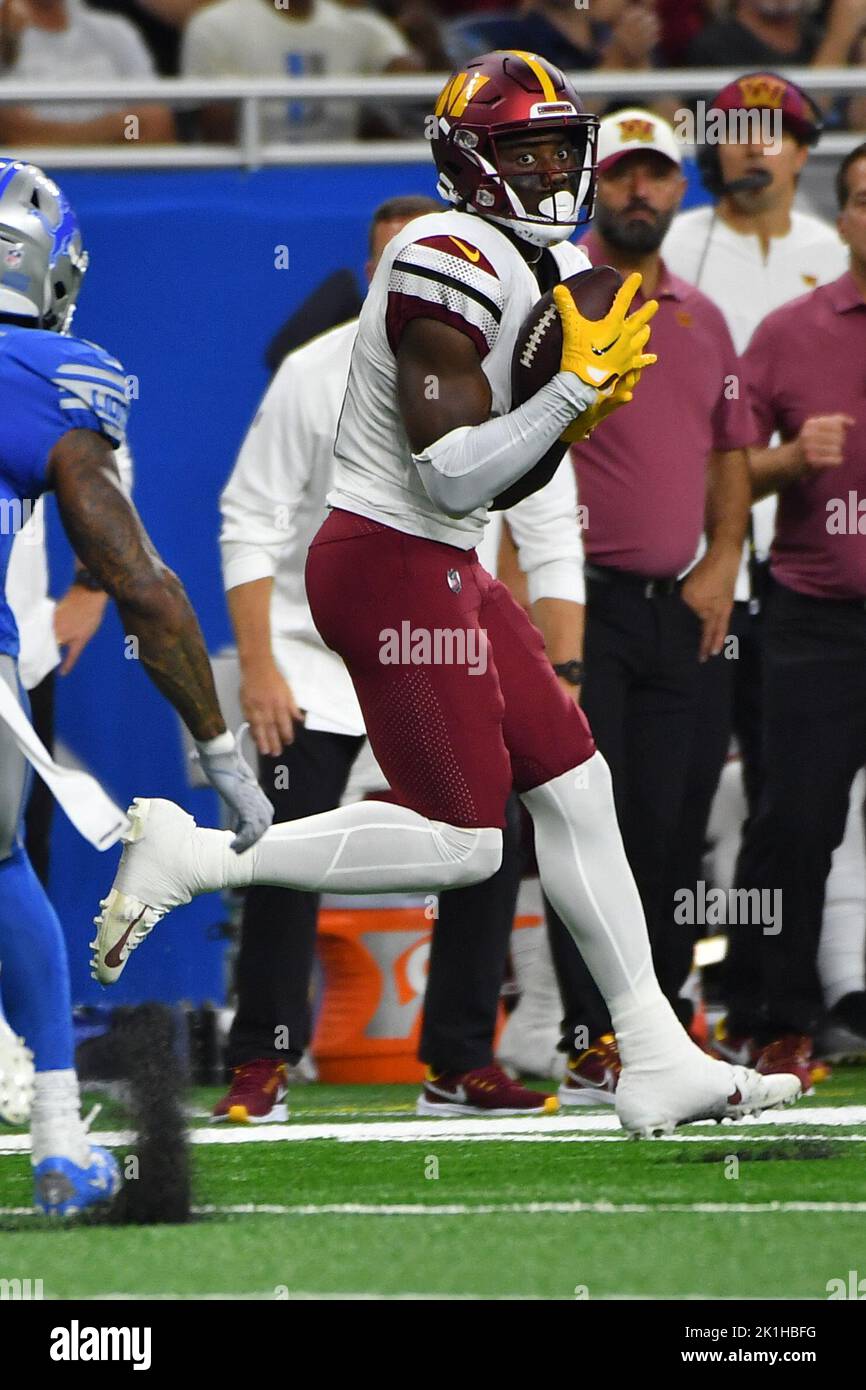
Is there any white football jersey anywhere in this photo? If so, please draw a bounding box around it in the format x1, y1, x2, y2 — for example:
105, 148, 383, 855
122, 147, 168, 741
328, 209, 591, 550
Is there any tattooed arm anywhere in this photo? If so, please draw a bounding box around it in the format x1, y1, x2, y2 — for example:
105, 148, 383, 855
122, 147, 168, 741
49, 427, 225, 742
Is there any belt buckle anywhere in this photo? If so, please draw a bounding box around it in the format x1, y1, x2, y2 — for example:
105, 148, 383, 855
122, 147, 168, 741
644, 580, 655, 599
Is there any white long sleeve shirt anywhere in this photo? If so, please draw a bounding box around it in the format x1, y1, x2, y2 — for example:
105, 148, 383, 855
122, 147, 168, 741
7, 440, 134, 691
220, 317, 584, 735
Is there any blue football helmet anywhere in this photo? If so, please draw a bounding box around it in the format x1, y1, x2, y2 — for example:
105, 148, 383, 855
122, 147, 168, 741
0, 158, 88, 333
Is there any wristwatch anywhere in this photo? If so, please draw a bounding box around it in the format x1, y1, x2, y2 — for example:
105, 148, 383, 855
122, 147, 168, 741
553, 659, 585, 686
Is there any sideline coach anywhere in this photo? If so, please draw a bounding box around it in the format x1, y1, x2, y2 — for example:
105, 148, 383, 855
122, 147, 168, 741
732, 143, 866, 1052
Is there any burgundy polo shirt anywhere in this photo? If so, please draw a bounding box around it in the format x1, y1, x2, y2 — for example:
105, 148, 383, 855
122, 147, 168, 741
574, 232, 755, 578
744, 271, 866, 600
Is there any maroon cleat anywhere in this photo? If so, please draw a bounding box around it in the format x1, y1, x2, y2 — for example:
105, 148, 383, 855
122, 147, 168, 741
212, 1059, 288, 1124
754, 1034, 829, 1091
710, 1018, 756, 1067
558, 1032, 621, 1107
416, 1064, 559, 1117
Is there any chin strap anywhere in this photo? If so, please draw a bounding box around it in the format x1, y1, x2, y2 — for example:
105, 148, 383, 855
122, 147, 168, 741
487, 214, 579, 249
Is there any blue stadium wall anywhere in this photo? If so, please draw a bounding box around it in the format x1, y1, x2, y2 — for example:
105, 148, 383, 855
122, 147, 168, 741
43, 159, 709, 1007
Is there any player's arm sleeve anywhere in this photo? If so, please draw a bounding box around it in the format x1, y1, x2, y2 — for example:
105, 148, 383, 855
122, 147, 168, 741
505, 456, 585, 605
414, 374, 596, 519
220, 357, 313, 592
388, 236, 596, 517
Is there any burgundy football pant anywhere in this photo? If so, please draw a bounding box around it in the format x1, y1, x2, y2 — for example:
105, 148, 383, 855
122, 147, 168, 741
306, 508, 594, 828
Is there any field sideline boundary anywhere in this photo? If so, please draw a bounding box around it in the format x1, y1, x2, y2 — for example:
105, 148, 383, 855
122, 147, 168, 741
2, 1103, 866, 1154
3, 1198, 866, 1218
2, 1101, 866, 1157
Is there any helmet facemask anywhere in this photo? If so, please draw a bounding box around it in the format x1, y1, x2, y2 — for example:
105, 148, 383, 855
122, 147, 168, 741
487, 122, 598, 246
437, 114, 598, 248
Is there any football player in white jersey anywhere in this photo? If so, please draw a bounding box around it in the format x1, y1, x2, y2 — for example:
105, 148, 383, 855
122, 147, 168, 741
94, 49, 802, 1136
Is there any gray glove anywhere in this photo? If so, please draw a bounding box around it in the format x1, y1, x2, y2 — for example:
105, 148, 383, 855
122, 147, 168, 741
193, 731, 274, 853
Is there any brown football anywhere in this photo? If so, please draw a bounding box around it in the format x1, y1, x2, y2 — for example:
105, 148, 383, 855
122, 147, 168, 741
491, 265, 623, 511
510, 265, 624, 408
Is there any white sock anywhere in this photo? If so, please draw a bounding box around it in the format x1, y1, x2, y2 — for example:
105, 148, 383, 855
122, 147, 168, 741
819, 769, 866, 1009
189, 799, 502, 897
521, 754, 697, 1070
497, 917, 564, 1077
30, 1069, 90, 1168
509, 917, 563, 1031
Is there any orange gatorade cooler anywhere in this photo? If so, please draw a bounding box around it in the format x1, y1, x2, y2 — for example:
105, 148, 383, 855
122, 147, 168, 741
312, 895, 518, 1083
312, 895, 435, 1083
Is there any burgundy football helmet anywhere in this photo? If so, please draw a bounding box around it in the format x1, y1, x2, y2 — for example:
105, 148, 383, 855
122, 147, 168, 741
430, 50, 598, 247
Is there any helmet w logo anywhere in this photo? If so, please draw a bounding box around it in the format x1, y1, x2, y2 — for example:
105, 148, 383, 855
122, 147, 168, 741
435, 71, 490, 119
738, 75, 786, 109
617, 118, 655, 143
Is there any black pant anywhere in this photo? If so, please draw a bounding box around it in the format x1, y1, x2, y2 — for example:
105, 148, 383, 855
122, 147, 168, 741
547, 571, 702, 1047
730, 598, 766, 821
227, 724, 364, 1068
419, 792, 522, 1072
667, 599, 766, 973
729, 581, 866, 1038
228, 724, 523, 1074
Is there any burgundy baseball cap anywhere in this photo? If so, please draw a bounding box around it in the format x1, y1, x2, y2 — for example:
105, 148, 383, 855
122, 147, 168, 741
709, 71, 823, 146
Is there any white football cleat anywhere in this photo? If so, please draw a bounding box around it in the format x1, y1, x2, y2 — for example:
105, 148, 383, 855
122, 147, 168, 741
616, 1049, 802, 1139
0, 1011, 34, 1125
91, 798, 198, 985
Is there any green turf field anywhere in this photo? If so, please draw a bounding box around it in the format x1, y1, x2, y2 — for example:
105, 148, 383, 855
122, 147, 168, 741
2, 1072, 866, 1300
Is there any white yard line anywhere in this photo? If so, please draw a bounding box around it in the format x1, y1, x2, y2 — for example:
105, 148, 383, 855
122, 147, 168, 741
81, 1290, 552, 1301
194, 1200, 866, 1215
196, 1104, 866, 1139
2, 1105, 866, 1154
5, 1286, 786, 1301
3, 1199, 866, 1218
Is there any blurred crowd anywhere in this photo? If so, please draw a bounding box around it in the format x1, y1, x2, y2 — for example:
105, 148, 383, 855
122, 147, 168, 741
1, 0, 866, 146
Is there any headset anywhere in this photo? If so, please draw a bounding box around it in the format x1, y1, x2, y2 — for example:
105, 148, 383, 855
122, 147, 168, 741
696, 72, 824, 199
692, 73, 824, 289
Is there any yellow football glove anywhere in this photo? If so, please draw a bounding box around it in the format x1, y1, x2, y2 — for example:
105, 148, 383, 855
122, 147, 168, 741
554, 272, 658, 397
559, 367, 643, 444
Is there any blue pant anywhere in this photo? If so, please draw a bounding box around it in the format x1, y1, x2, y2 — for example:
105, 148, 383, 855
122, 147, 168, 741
0, 653, 73, 1071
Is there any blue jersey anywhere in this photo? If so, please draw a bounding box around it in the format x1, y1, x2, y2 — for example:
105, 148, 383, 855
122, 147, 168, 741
0, 325, 129, 661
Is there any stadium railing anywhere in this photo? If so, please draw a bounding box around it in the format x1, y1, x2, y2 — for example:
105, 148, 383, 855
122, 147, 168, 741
0, 66, 863, 168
